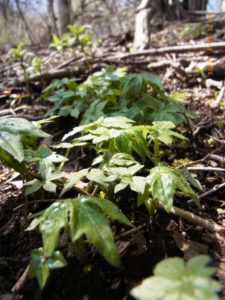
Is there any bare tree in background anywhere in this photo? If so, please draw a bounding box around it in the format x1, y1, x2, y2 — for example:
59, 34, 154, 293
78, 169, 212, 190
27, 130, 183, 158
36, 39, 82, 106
15, 0, 35, 44
47, 0, 58, 38
133, 0, 156, 50
55, 0, 72, 36
0, 0, 10, 26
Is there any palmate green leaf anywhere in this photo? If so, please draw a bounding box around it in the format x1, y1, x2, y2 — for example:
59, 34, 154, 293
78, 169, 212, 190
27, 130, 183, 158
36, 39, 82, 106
0, 117, 49, 137
63, 116, 134, 141
86, 168, 109, 185
149, 121, 186, 144
73, 202, 120, 266
147, 166, 200, 211
0, 148, 28, 176
62, 116, 152, 162
151, 171, 175, 211
130, 176, 147, 195
117, 166, 200, 214
121, 128, 151, 162
27, 197, 131, 272
24, 146, 66, 195
81, 99, 107, 124
0, 131, 24, 162
40, 202, 67, 256
0, 117, 49, 162
120, 73, 163, 101
24, 179, 43, 196
130, 256, 221, 300
60, 168, 89, 196
25, 170, 65, 195
108, 153, 138, 167
143, 73, 164, 90
30, 248, 67, 289
121, 74, 147, 100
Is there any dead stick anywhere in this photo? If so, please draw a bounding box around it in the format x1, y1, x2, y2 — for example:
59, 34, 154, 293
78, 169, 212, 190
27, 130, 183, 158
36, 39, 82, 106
159, 205, 224, 233
199, 182, 225, 199
11, 265, 30, 294
171, 206, 224, 233
118, 42, 225, 59
115, 223, 147, 241
187, 166, 225, 172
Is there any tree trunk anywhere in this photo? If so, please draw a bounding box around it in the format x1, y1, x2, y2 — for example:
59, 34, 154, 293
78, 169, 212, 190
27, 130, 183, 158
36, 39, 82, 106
15, 0, 35, 44
55, 0, 71, 36
133, 0, 156, 50
47, 0, 58, 38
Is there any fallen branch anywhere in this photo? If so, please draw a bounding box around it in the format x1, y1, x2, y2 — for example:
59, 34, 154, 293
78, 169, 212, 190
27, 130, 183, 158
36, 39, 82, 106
17, 69, 80, 85
159, 205, 224, 233
118, 42, 225, 59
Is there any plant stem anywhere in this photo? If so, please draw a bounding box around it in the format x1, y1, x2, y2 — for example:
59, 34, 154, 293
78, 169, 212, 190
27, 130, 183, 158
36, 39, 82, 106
153, 138, 160, 165
58, 148, 71, 171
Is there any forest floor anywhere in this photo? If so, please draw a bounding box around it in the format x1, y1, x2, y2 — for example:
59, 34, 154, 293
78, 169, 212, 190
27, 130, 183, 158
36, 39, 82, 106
0, 20, 225, 300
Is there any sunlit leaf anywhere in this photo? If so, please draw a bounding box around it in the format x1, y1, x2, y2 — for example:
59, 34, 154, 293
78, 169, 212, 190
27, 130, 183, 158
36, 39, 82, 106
130, 256, 221, 300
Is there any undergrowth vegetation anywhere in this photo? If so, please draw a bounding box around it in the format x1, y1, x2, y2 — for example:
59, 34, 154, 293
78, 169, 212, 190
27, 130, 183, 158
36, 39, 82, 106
131, 255, 221, 300
42, 67, 195, 125
50, 25, 95, 56
0, 66, 220, 298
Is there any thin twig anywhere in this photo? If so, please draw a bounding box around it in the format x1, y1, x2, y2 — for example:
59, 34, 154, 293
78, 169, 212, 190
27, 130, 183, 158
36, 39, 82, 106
115, 223, 147, 241
11, 265, 30, 294
199, 182, 225, 199
187, 166, 225, 172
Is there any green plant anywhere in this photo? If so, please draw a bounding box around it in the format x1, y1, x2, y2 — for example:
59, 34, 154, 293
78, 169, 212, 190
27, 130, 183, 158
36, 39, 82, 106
0, 112, 203, 291
49, 25, 94, 56
130, 255, 221, 300
67, 24, 94, 55
49, 34, 65, 53
0, 116, 65, 194
61, 116, 185, 163
27, 56, 46, 77
43, 67, 195, 125
0, 116, 48, 170
59, 116, 200, 214
0, 64, 206, 293
7, 43, 31, 83
27, 196, 132, 288
179, 23, 206, 41
7, 44, 46, 85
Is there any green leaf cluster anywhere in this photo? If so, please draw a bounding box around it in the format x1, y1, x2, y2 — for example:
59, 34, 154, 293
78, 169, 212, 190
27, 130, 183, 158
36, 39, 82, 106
24, 144, 67, 195
27, 196, 132, 287
130, 255, 221, 300
59, 117, 199, 212
0, 116, 66, 195
43, 67, 195, 126
61, 116, 185, 164
49, 24, 94, 55
7, 44, 46, 79
30, 248, 67, 289
0, 69, 204, 293
0, 116, 48, 163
